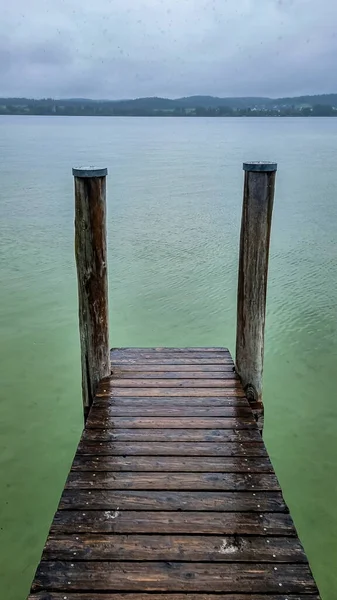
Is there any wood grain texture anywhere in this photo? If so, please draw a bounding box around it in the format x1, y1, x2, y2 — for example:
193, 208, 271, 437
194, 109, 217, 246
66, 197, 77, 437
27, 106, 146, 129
95, 396, 249, 406
111, 364, 235, 372
236, 168, 276, 429
112, 371, 239, 379
89, 406, 252, 417
103, 388, 245, 397
51, 510, 294, 535
71, 456, 273, 472
77, 440, 267, 456
74, 173, 110, 419
86, 416, 256, 429
59, 490, 286, 511
31, 562, 316, 593
82, 428, 262, 442
28, 594, 321, 600
110, 378, 241, 388
43, 534, 306, 562
27, 346, 320, 599
111, 358, 234, 364
65, 472, 280, 491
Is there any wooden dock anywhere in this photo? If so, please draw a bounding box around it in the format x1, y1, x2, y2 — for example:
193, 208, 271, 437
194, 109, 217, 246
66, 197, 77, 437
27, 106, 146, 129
27, 163, 321, 597
28, 347, 320, 599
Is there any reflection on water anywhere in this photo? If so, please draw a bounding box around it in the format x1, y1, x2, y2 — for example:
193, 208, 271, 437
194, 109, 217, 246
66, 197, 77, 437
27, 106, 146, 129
0, 115, 336, 599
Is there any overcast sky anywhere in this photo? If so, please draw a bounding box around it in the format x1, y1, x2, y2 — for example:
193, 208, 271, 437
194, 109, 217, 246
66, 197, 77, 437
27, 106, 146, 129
1, 0, 336, 99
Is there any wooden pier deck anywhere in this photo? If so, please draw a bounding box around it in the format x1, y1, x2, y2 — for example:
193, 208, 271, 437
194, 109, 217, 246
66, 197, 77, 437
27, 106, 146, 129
28, 347, 320, 599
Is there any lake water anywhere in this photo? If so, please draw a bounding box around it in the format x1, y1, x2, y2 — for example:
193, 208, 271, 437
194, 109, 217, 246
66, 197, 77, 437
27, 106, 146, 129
0, 115, 336, 599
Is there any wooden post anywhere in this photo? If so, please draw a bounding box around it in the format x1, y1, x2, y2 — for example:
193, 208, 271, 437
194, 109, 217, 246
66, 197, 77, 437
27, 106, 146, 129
235, 161, 277, 432
73, 166, 110, 421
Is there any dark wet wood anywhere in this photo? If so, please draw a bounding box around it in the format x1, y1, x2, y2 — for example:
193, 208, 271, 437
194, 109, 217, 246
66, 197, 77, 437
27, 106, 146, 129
43, 534, 305, 562
95, 396, 249, 406
51, 510, 294, 535
112, 364, 235, 372
89, 405, 252, 417
31, 562, 316, 593
28, 347, 320, 599
74, 171, 110, 420
28, 594, 321, 600
71, 455, 273, 472
104, 387, 245, 397
65, 471, 280, 491
87, 415, 255, 429
59, 490, 286, 511
77, 440, 267, 456
82, 427, 262, 442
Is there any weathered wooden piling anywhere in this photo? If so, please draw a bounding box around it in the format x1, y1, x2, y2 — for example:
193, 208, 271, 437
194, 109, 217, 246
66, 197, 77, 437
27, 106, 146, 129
235, 161, 277, 431
73, 166, 110, 420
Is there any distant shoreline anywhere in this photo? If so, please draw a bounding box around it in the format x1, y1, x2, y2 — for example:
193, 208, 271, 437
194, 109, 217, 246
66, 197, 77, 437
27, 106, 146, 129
2, 112, 337, 118
1, 94, 337, 118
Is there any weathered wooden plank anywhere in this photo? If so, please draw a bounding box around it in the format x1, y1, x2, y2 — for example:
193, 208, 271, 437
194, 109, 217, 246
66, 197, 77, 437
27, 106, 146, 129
71, 456, 273, 473
90, 406, 252, 418
86, 416, 256, 429
59, 489, 286, 511
31, 562, 315, 593
43, 533, 306, 562
111, 350, 230, 358
113, 371, 239, 379
81, 428, 262, 442
28, 593, 321, 600
51, 510, 294, 535
111, 358, 234, 365
65, 472, 280, 491
112, 347, 230, 352
111, 364, 235, 372
77, 440, 266, 456
111, 378, 241, 388
95, 397, 249, 406
104, 388, 245, 397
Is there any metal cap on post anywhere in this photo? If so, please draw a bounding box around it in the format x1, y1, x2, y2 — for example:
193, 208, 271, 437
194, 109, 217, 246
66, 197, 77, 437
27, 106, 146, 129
243, 161, 277, 173
73, 165, 110, 421
72, 166, 108, 178
236, 161, 277, 432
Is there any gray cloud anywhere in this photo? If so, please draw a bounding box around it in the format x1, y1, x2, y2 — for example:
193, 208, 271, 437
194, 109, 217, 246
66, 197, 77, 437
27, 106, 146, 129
0, 0, 336, 98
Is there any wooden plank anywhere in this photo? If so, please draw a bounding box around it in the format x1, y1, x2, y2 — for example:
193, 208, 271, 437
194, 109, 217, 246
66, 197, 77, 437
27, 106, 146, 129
28, 593, 321, 600
77, 440, 267, 456
89, 406, 252, 417
66, 472, 280, 490
113, 371, 239, 379
104, 388, 245, 397
31, 562, 315, 593
112, 347, 230, 352
59, 490, 286, 511
111, 358, 234, 365
111, 350, 230, 357
51, 510, 294, 535
111, 364, 235, 372
71, 456, 273, 473
43, 533, 306, 562
111, 378, 241, 388
95, 397, 249, 406
81, 428, 262, 442
86, 416, 256, 429
87, 414, 256, 428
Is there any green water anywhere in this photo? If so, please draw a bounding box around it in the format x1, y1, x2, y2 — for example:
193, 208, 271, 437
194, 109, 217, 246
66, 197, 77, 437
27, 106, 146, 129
0, 115, 336, 599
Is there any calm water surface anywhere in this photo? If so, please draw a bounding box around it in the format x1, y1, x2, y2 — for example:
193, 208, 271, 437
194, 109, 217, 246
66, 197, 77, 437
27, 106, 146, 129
0, 116, 336, 599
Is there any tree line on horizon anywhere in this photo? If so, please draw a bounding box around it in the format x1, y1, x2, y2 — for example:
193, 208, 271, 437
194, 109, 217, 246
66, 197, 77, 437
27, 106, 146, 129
1, 95, 337, 117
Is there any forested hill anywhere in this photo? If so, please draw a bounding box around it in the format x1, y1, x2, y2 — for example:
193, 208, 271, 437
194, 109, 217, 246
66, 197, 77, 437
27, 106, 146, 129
1, 94, 337, 116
